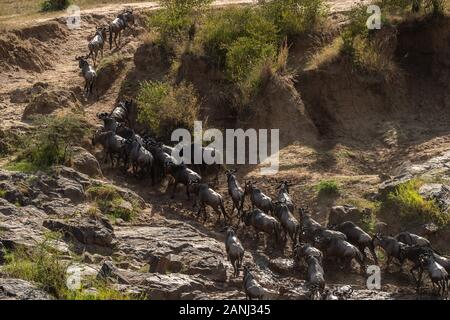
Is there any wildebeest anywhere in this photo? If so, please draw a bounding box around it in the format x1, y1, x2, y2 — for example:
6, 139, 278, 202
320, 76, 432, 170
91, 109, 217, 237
144, 139, 177, 182
243, 266, 266, 300
75, 56, 96, 95
433, 252, 450, 274
164, 162, 201, 200
123, 139, 155, 183
276, 181, 294, 212
244, 181, 274, 215
88, 26, 107, 66
92, 130, 126, 168
315, 236, 365, 271
116, 123, 143, 146
97, 112, 118, 133
418, 253, 448, 296
242, 209, 284, 247
273, 200, 300, 244
298, 207, 323, 241
225, 227, 245, 277
329, 221, 378, 264
372, 233, 404, 270
109, 9, 135, 50
305, 255, 325, 299
190, 181, 228, 224
179, 143, 223, 183
225, 169, 245, 218
395, 232, 439, 253
110, 100, 135, 125
294, 242, 324, 265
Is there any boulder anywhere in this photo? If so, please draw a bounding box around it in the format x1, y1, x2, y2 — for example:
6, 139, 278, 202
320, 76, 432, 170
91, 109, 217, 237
43, 216, 115, 250
0, 278, 54, 300
115, 218, 228, 282
419, 183, 450, 213
378, 173, 413, 199
71, 147, 102, 177
328, 205, 369, 226
0, 198, 20, 216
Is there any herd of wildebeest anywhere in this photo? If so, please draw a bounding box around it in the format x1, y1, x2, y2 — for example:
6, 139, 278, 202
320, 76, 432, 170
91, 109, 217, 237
80, 9, 449, 300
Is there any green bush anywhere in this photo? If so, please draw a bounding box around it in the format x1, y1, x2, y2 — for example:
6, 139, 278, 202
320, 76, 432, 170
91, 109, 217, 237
86, 184, 140, 222
137, 80, 200, 139
317, 180, 340, 197
148, 0, 213, 45
9, 114, 90, 172
40, 0, 71, 12
261, 0, 328, 37
381, 179, 449, 228
2, 234, 68, 298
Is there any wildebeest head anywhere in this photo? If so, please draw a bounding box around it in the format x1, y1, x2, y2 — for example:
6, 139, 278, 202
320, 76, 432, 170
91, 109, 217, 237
225, 168, 237, 180
75, 55, 89, 69
93, 26, 107, 39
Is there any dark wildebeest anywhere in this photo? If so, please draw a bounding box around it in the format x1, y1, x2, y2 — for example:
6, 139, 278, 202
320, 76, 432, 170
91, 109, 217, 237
109, 9, 135, 50
123, 139, 155, 184
225, 227, 245, 277
273, 200, 300, 245
164, 162, 201, 200
244, 181, 274, 215
243, 266, 266, 300
417, 253, 448, 296
190, 181, 228, 224
91, 130, 126, 168
110, 100, 135, 126
276, 180, 294, 212
329, 221, 378, 264
242, 209, 284, 248
315, 236, 366, 272
225, 169, 245, 218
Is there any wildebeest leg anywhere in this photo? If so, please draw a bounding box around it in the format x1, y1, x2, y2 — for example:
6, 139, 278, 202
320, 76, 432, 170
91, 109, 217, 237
171, 181, 178, 199
203, 205, 208, 223
186, 185, 190, 200
410, 265, 420, 285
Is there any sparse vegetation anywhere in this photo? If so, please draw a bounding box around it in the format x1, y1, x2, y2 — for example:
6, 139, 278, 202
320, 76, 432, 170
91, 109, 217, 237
3, 233, 132, 300
5, 114, 90, 172
40, 0, 70, 12
148, 0, 213, 47
380, 179, 450, 228
317, 180, 340, 198
2, 233, 68, 298
86, 184, 140, 222
137, 80, 200, 139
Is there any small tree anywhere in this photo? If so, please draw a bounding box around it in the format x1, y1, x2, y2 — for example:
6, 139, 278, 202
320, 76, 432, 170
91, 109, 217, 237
40, 0, 71, 12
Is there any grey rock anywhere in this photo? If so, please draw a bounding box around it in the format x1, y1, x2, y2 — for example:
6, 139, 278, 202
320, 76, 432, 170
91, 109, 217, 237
43, 216, 115, 250
71, 147, 102, 177
0, 278, 54, 300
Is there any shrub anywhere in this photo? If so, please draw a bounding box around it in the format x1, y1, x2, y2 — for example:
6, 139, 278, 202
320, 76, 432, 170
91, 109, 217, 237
40, 0, 71, 12
148, 0, 213, 46
381, 179, 449, 228
2, 234, 68, 298
65, 281, 132, 300
9, 114, 90, 172
137, 80, 200, 139
317, 180, 340, 197
86, 184, 139, 222
261, 0, 328, 37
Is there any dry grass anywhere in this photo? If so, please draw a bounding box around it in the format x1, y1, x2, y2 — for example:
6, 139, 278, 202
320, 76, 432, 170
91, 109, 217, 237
305, 36, 342, 70
0, 0, 145, 26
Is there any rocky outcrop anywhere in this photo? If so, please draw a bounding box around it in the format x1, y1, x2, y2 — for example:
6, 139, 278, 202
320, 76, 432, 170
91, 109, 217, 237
71, 147, 102, 177
328, 205, 370, 226
43, 216, 116, 252
115, 219, 228, 282
0, 278, 54, 300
